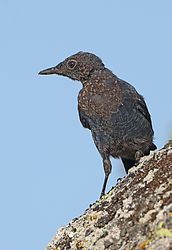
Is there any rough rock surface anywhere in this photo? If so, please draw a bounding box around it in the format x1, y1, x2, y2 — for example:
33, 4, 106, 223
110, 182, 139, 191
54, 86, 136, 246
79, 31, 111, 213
46, 141, 172, 250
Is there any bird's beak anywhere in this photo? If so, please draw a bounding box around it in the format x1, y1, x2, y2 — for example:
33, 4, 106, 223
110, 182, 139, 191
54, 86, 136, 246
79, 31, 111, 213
38, 61, 64, 75
38, 66, 58, 75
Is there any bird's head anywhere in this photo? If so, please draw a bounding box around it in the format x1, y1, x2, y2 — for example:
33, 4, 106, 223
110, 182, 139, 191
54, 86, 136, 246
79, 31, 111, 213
38, 51, 105, 82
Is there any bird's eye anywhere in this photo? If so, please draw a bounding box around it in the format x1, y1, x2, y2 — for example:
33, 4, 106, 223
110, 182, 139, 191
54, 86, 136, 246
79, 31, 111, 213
67, 60, 77, 70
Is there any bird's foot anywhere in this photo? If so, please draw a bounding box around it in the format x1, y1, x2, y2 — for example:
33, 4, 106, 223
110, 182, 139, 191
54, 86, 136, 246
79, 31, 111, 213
135, 150, 144, 161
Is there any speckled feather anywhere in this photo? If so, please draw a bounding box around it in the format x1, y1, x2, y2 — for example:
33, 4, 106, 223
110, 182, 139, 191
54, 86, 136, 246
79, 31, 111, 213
39, 51, 156, 196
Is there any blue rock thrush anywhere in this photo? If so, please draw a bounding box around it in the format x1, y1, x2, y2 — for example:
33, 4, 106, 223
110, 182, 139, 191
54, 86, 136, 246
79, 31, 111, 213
39, 52, 156, 197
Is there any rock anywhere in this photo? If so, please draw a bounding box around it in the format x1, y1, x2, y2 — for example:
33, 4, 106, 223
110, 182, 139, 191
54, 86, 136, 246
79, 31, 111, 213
46, 142, 172, 250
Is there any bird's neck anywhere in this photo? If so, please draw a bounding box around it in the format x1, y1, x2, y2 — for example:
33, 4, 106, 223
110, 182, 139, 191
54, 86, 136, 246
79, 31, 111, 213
81, 68, 117, 88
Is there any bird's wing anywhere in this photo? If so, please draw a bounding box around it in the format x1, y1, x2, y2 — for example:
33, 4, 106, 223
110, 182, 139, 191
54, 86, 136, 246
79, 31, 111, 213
108, 79, 154, 142
135, 94, 153, 128
119, 79, 153, 129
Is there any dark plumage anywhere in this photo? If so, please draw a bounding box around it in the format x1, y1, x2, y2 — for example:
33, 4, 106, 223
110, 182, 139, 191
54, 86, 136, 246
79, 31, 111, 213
39, 51, 156, 197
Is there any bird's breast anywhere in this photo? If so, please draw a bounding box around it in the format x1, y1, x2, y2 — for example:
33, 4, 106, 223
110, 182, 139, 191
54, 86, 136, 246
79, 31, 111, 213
78, 84, 122, 120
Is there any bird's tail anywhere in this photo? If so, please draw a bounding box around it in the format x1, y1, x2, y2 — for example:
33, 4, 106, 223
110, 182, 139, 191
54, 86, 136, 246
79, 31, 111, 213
121, 158, 136, 173
122, 143, 157, 173
144, 143, 157, 156
150, 143, 157, 151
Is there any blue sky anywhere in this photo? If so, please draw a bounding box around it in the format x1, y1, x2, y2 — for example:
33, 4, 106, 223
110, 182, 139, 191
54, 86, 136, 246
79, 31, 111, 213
1, 1, 172, 250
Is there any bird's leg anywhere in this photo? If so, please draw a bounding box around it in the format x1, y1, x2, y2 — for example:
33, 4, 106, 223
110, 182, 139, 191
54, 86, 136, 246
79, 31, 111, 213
100, 157, 112, 198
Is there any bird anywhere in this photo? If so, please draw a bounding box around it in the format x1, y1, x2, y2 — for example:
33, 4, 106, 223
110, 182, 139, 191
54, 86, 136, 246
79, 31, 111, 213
39, 51, 156, 197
